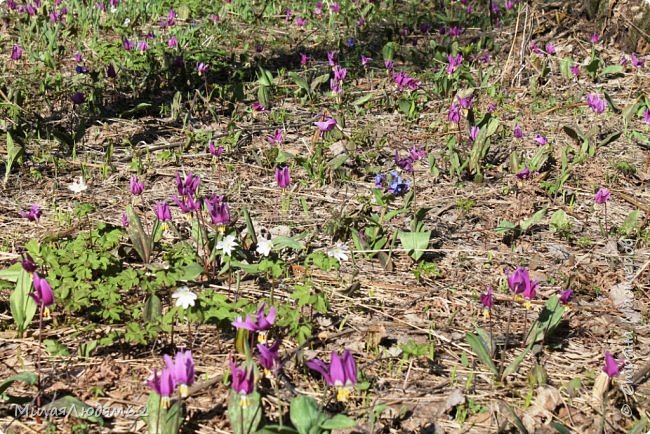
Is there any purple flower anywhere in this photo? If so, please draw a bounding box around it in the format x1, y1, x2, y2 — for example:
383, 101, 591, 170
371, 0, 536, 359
166, 9, 177, 26
534, 134, 548, 145
631, 53, 645, 68
394, 151, 413, 173
175, 172, 200, 197
374, 173, 384, 188
393, 71, 420, 91
387, 170, 410, 195
296, 16, 306, 27
643, 108, 650, 124
251, 101, 267, 112
529, 41, 543, 56
147, 368, 176, 407
447, 103, 461, 124
570, 64, 580, 77
306, 349, 357, 401
300, 52, 310, 66
591, 32, 600, 44
121, 212, 129, 228
204, 194, 230, 225
346, 37, 355, 48
275, 166, 291, 189
32, 272, 54, 306
75, 65, 89, 74
129, 176, 144, 195
603, 351, 623, 378
513, 124, 524, 139
230, 360, 255, 395
333, 65, 346, 81
71, 92, 85, 105
487, 103, 497, 113
73, 52, 82, 63
594, 187, 611, 204
164, 350, 194, 397
586, 94, 606, 114
516, 165, 531, 179
315, 118, 336, 132
11, 44, 23, 61
506, 267, 538, 299
559, 289, 573, 304
137, 41, 149, 52
154, 201, 171, 221
457, 95, 473, 110
173, 195, 201, 213
257, 340, 281, 375
408, 146, 425, 161
267, 129, 283, 145
384, 60, 394, 71
327, 51, 337, 66
620, 55, 630, 66
545, 42, 556, 55
21, 253, 38, 273
447, 54, 463, 74
469, 126, 480, 142
20, 204, 42, 222
232, 304, 276, 332
448, 25, 463, 37
505, 0, 514, 11
361, 55, 372, 66
480, 287, 493, 309
196, 62, 208, 75
167, 36, 178, 48
208, 141, 224, 156
107, 64, 117, 78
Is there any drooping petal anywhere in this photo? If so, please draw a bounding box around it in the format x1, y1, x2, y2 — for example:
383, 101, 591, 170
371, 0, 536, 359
329, 351, 345, 386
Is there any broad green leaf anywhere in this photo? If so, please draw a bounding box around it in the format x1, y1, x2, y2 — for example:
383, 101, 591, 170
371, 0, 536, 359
9, 268, 37, 336
0, 371, 38, 398
495, 220, 518, 234
353, 93, 374, 106
256, 426, 298, 434
550, 422, 573, 434
126, 205, 151, 263
599, 64, 624, 77
520, 207, 547, 232
228, 390, 262, 434
598, 131, 621, 147
501, 401, 528, 433
397, 230, 430, 261
525, 295, 565, 345
465, 332, 498, 375
603, 92, 621, 113
310, 73, 330, 92
501, 343, 532, 380
290, 395, 321, 434
44, 339, 70, 356
42, 395, 104, 425
272, 236, 304, 251
144, 294, 162, 322
178, 263, 204, 281
288, 72, 310, 94
320, 414, 356, 429
242, 208, 258, 246
328, 154, 348, 170
0, 263, 22, 282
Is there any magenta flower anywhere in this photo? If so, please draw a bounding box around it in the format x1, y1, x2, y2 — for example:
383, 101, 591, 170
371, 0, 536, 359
603, 351, 624, 378
11, 44, 23, 60
408, 146, 425, 161
333, 65, 346, 81
516, 165, 531, 179
129, 176, 144, 195
257, 340, 281, 375
300, 52, 310, 66
275, 166, 291, 189
394, 151, 413, 173
21, 253, 37, 273
267, 129, 283, 145
137, 41, 149, 52
631, 53, 645, 68
529, 41, 543, 56
545, 42, 556, 55
384, 60, 394, 71
196, 62, 208, 75
73, 52, 82, 63
107, 64, 117, 78
71, 92, 85, 105
121, 212, 129, 228
591, 33, 600, 44
167, 36, 178, 48
204, 194, 230, 225
147, 368, 176, 407
559, 289, 573, 304
327, 51, 337, 66
163, 350, 194, 397
306, 349, 357, 402
457, 95, 473, 110
233, 304, 276, 332
469, 126, 480, 142
534, 134, 548, 145
479, 287, 493, 309
208, 141, 224, 156
513, 124, 524, 138
251, 101, 267, 112
393, 71, 420, 91
315, 118, 336, 132
154, 201, 172, 221
447, 103, 461, 124
594, 187, 611, 204
448, 25, 463, 37
230, 360, 255, 395
20, 204, 42, 222
296, 16, 306, 27
173, 195, 201, 213
505, 0, 514, 10
361, 55, 372, 66
330, 2, 340, 13
507, 267, 538, 298
175, 172, 200, 197
586, 94, 606, 114
570, 64, 580, 77
447, 53, 463, 75
32, 272, 54, 306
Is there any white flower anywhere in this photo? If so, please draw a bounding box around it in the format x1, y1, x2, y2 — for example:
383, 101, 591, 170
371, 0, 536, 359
68, 176, 88, 194
327, 242, 349, 262
172, 286, 197, 309
216, 234, 238, 256
256, 237, 273, 257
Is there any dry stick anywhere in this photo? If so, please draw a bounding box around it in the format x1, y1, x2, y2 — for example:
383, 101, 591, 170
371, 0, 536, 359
499, 2, 522, 84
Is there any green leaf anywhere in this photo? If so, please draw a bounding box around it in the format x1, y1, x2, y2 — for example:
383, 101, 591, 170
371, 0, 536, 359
272, 236, 304, 251
288, 72, 310, 94
178, 263, 204, 281
242, 208, 258, 246
328, 154, 348, 170
465, 332, 498, 375
501, 401, 528, 433
42, 395, 104, 425
256, 426, 298, 434
320, 414, 356, 429
44, 339, 70, 356
0, 263, 22, 282
144, 294, 162, 322
519, 207, 547, 232
397, 230, 430, 261
550, 422, 572, 434
352, 93, 374, 106
310, 73, 330, 92
228, 390, 262, 434
549, 210, 570, 233
525, 295, 565, 345
599, 64, 624, 77
603, 92, 621, 114
9, 268, 37, 337
126, 205, 151, 263
562, 125, 587, 143
290, 395, 321, 434
495, 220, 518, 234
0, 371, 38, 398
501, 343, 532, 380
598, 131, 621, 147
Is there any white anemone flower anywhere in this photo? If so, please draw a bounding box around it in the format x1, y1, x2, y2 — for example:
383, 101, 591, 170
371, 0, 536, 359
216, 234, 238, 256
256, 237, 273, 257
327, 242, 349, 262
68, 176, 88, 194
172, 286, 197, 309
